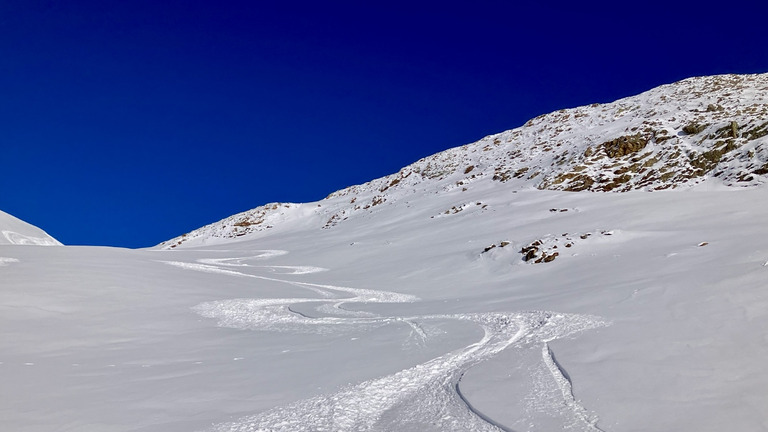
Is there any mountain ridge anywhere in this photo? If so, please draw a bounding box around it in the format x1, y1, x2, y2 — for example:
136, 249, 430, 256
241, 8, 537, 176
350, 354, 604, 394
159, 72, 768, 249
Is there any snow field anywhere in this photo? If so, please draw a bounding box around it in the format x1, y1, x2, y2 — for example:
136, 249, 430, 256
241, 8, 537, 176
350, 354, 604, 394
7, 73, 768, 431
5, 185, 768, 431
161, 250, 607, 431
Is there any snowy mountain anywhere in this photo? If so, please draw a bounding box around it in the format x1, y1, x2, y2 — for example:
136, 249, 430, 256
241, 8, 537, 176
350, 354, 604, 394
4, 73, 768, 432
159, 73, 768, 249
0, 209, 61, 246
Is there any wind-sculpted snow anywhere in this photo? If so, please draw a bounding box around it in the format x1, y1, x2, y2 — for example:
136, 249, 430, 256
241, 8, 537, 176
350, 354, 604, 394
163, 251, 607, 431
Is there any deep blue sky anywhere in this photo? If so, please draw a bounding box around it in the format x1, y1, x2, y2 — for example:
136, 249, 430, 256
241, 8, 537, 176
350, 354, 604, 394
3, 1, 768, 248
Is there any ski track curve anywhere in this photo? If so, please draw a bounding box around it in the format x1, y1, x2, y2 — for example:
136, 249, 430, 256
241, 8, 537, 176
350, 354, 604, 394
161, 251, 608, 431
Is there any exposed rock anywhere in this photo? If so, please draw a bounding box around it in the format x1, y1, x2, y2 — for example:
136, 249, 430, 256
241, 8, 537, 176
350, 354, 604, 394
520, 245, 539, 262
542, 252, 559, 263
683, 123, 707, 134
601, 134, 649, 158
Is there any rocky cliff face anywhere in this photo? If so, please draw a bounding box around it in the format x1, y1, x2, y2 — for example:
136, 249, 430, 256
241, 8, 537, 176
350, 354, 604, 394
159, 73, 768, 249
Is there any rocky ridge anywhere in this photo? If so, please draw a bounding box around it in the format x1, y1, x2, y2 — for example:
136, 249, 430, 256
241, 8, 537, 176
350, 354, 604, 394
159, 73, 768, 249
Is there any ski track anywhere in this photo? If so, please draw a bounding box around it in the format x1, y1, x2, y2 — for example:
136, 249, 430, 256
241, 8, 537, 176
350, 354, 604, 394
542, 344, 605, 431
161, 250, 608, 431
198, 255, 327, 274
0, 257, 20, 266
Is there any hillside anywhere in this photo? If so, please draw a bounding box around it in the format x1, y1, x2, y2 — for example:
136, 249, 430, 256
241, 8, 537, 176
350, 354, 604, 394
4, 73, 768, 432
159, 73, 768, 249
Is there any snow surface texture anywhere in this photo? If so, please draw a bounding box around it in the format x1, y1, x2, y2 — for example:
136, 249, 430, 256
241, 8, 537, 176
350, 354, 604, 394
5, 73, 768, 431
163, 254, 605, 431
7, 186, 768, 431
0, 210, 60, 246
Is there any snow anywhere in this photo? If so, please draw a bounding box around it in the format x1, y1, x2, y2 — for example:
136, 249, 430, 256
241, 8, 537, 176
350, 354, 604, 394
5, 185, 768, 431
0, 210, 61, 246
4, 73, 768, 431
159, 73, 768, 249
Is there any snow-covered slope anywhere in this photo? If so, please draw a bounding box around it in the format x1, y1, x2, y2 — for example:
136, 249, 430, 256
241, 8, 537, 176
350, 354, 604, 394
6, 187, 768, 431
5, 73, 768, 432
0, 210, 61, 246
159, 73, 768, 249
